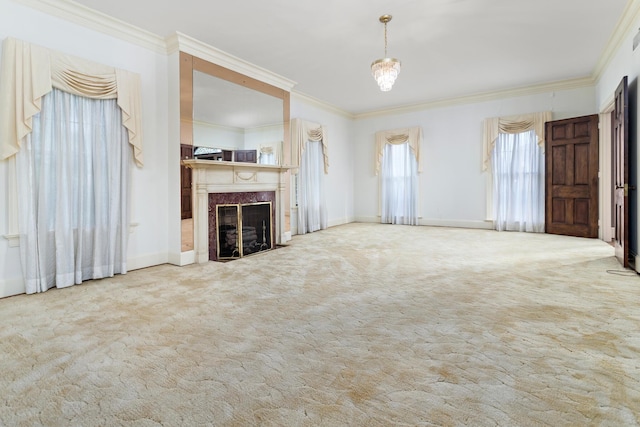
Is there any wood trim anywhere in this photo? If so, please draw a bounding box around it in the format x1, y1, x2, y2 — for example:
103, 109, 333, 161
179, 51, 292, 252
192, 57, 286, 100
180, 52, 193, 146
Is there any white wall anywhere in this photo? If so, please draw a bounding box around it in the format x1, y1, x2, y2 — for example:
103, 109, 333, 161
0, 0, 171, 296
290, 95, 355, 227
595, 8, 640, 267
353, 87, 597, 227
244, 124, 284, 154
193, 122, 245, 149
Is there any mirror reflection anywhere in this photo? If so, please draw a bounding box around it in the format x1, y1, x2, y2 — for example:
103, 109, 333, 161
192, 70, 284, 165
181, 54, 291, 256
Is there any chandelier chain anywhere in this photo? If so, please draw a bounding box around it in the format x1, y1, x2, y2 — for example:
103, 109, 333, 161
384, 21, 388, 57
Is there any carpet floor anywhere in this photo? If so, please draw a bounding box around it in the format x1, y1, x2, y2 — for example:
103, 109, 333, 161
1, 223, 640, 426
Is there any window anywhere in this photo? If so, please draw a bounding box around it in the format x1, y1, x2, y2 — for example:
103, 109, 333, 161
491, 130, 544, 232
297, 140, 327, 234
375, 127, 422, 225
16, 89, 131, 293
259, 146, 276, 165
0, 38, 143, 294
380, 142, 418, 225
291, 119, 328, 234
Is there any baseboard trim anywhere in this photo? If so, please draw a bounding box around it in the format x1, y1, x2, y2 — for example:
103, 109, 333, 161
353, 216, 379, 223
127, 252, 169, 271
167, 250, 196, 266
1, 252, 171, 298
353, 217, 494, 230
419, 218, 494, 229
0, 277, 26, 298
328, 217, 354, 228
291, 217, 356, 235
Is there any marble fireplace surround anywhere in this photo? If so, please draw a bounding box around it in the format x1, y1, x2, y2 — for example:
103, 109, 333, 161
208, 192, 275, 261
183, 159, 291, 263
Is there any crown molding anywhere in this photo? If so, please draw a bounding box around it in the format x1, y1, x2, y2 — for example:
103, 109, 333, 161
354, 77, 595, 120
599, 93, 616, 113
166, 32, 297, 92
593, 0, 640, 83
12, 0, 167, 53
291, 91, 355, 119
13, 1, 297, 92
12, 0, 627, 120
192, 120, 244, 133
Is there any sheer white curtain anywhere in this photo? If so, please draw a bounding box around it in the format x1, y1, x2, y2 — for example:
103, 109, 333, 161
492, 129, 544, 232
298, 140, 328, 234
259, 145, 276, 165
16, 88, 131, 294
381, 142, 418, 225
259, 151, 275, 165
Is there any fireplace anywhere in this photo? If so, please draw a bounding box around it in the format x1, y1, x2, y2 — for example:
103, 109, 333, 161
183, 159, 291, 264
216, 203, 272, 259
209, 192, 275, 260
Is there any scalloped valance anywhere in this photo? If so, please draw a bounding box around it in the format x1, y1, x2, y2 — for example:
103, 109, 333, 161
291, 118, 328, 174
375, 127, 422, 175
482, 111, 551, 171
0, 37, 143, 166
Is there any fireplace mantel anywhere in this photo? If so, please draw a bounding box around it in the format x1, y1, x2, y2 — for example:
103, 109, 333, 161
183, 159, 292, 263
183, 159, 290, 171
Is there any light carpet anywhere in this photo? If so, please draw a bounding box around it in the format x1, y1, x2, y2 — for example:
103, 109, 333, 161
1, 223, 640, 426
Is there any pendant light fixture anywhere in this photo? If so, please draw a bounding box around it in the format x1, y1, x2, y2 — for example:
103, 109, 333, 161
371, 14, 401, 92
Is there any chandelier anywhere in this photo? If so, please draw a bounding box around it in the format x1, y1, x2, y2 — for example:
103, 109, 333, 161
371, 15, 401, 92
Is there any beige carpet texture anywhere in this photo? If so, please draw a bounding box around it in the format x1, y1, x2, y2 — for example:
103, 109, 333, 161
2, 223, 640, 426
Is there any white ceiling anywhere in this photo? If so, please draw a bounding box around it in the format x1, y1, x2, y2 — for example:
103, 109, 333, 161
71, 0, 629, 115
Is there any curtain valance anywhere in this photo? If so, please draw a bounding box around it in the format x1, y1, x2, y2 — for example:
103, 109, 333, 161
291, 118, 328, 174
375, 126, 422, 175
482, 111, 551, 171
0, 37, 144, 166
260, 142, 283, 165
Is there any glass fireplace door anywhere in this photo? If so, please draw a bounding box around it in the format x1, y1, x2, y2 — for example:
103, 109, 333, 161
241, 202, 272, 256
217, 205, 241, 259
216, 202, 272, 260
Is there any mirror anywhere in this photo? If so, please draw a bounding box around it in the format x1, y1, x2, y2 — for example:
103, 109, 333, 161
192, 70, 284, 164
180, 52, 290, 253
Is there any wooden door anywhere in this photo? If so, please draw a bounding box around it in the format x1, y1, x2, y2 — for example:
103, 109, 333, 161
180, 144, 193, 220
613, 76, 629, 267
234, 150, 257, 163
545, 115, 599, 237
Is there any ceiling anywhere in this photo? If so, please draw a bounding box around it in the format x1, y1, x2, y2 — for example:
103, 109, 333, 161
70, 0, 629, 115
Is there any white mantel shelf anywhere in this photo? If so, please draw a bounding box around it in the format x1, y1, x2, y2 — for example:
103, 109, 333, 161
183, 159, 292, 263
182, 159, 293, 171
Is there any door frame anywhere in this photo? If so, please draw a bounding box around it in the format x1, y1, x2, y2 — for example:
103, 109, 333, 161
599, 100, 614, 243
